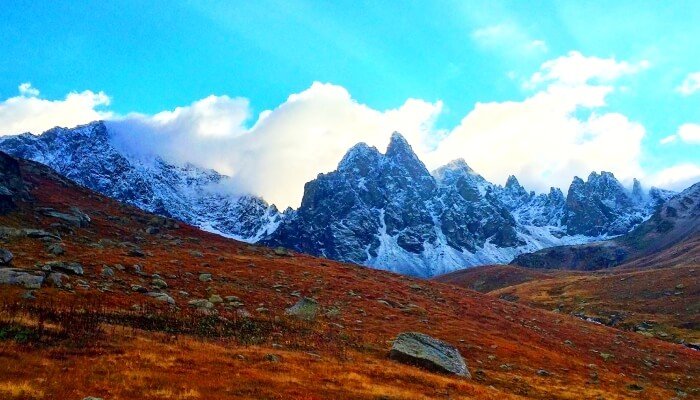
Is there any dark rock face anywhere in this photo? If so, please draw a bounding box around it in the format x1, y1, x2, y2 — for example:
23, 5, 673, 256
564, 172, 643, 236
512, 242, 629, 270
264, 134, 522, 276
0, 151, 30, 214
513, 182, 700, 270
265, 133, 665, 276
0, 122, 280, 241
389, 332, 470, 377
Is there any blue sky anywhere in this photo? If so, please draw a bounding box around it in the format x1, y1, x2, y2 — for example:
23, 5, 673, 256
0, 0, 698, 207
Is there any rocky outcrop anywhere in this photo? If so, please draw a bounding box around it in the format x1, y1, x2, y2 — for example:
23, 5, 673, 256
0, 268, 44, 289
513, 182, 700, 270
265, 133, 666, 276
389, 332, 470, 377
0, 121, 281, 241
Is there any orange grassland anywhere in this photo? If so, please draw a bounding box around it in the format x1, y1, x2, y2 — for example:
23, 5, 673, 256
0, 160, 697, 399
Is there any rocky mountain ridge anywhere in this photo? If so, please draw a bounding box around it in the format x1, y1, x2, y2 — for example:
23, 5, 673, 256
0, 121, 281, 242
264, 132, 673, 276
0, 123, 676, 276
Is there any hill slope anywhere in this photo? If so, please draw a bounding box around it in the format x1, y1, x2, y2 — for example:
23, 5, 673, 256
0, 152, 697, 399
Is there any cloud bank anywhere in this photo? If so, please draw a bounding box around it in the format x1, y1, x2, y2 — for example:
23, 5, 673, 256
1, 52, 699, 208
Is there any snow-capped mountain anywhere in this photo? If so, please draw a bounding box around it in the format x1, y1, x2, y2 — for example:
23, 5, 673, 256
0, 121, 281, 241
264, 132, 672, 277
0, 123, 674, 277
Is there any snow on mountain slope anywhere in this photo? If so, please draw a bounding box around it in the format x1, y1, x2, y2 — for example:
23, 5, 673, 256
0, 122, 673, 277
0, 121, 281, 241
265, 132, 670, 277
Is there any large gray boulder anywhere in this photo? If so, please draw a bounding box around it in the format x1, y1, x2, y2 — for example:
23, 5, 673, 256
389, 332, 470, 377
0, 268, 44, 289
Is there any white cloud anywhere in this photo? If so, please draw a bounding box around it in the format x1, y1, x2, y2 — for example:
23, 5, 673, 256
2, 52, 695, 209
527, 51, 649, 87
428, 51, 649, 193
648, 164, 700, 191
676, 72, 700, 96
0, 83, 111, 136
108, 82, 442, 208
677, 123, 700, 144
658, 123, 700, 145
471, 23, 548, 56
659, 134, 677, 145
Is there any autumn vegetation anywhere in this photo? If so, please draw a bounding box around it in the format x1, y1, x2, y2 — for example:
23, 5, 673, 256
0, 159, 697, 399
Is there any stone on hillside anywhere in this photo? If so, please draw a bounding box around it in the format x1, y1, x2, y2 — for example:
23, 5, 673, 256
285, 297, 319, 321
46, 243, 65, 255
101, 266, 114, 277
389, 332, 470, 378
188, 299, 214, 309
24, 229, 60, 240
131, 284, 147, 293
273, 247, 292, 257
47, 272, 69, 288
127, 248, 145, 257
0, 248, 13, 265
152, 278, 168, 289
0, 249, 15, 265
44, 261, 84, 275
146, 292, 175, 304
0, 268, 44, 289
199, 273, 212, 282
209, 294, 223, 304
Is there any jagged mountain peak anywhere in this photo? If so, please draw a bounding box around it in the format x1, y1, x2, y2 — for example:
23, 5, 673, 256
505, 175, 522, 189
432, 158, 485, 186
0, 123, 281, 242
337, 142, 382, 172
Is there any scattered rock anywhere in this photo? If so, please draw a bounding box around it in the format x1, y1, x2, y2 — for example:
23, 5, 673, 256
101, 266, 114, 278
127, 248, 145, 257
0, 248, 13, 265
389, 332, 470, 377
209, 294, 223, 304
536, 369, 552, 377
131, 284, 148, 293
188, 299, 214, 309
199, 273, 212, 282
146, 292, 175, 304
0, 268, 44, 289
264, 354, 281, 362
42, 208, 90, 227
190, 250, 204, 258
285, 297, 319, 321
47, 272, 69, 288
273, 247, 292, 257
600, 353, 614, 362
82, 397, 104, 400
152, 278, 168, 289
43, 261, 84, 275
46, 243, 65, 255
24, 229, 60, 240
146, 226, 160, 235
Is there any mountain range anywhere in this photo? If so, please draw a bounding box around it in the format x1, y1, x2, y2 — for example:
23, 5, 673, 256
0, 121, 677, 277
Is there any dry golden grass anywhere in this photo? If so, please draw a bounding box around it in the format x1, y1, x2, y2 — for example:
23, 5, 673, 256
0, 157, 696, 399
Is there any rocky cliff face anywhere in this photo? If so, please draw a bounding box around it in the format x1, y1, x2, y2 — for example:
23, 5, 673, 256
0, 121, 281, 241
512, 182, 699, 270
265, 132, 669, 276
0, 123, 677, 276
